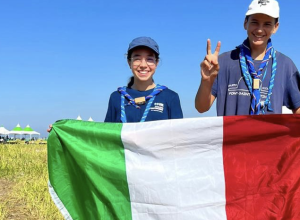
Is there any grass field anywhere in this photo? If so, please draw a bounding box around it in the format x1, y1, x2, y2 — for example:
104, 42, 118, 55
0, 143, 64, 220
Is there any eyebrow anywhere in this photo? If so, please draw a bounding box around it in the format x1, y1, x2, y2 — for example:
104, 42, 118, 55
250, 18, 274, 23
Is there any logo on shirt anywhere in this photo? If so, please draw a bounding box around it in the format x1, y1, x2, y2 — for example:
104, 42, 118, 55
228, 77, 269, 99
150, 103, 164, 113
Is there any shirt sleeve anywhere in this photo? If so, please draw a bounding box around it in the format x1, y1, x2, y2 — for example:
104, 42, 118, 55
168, 93, 183, 119
212, 76, 218, 98
284, 68, 300, 110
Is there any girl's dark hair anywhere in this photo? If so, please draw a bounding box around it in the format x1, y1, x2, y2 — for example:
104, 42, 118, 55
127, 76, 134, 88
245, 15, 279, 24
127, 46, 159, 61
126, 46, 159, 88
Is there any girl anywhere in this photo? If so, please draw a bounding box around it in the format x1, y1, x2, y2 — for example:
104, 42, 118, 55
105, 37, 183, 122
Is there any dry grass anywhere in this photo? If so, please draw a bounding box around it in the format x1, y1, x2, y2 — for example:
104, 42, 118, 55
0, 143, 64, 220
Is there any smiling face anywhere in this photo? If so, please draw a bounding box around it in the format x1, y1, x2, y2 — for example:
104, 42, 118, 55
128, 47, 159, 85
244, 13, 279, 51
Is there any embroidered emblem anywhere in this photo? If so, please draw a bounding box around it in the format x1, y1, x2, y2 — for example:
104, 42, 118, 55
258, 0, 269, 6
150, 103, 164, 113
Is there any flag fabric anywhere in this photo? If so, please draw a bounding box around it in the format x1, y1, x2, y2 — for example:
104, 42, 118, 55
48, 115, 300, 220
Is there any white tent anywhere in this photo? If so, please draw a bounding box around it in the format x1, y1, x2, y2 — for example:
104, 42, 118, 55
76, 115, 82, 120
23, 125, 40, 139
0, 126, 10, 135
88, 117, 94, 122
10, 123, 24, 138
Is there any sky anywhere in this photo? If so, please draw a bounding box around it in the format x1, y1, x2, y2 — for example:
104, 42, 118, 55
1, 0, 299, 138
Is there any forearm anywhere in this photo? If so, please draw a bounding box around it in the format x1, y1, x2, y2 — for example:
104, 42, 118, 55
195, 78, 216, 113
293, 107, 300, 114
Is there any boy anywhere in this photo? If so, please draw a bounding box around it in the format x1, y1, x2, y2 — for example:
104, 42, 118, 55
195, 0, 300, 115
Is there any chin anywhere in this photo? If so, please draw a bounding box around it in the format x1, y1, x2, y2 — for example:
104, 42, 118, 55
136, 77, 151, 82
251, 40, 267, 46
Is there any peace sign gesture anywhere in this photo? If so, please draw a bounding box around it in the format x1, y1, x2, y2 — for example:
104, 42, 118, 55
200, 39, 221, 82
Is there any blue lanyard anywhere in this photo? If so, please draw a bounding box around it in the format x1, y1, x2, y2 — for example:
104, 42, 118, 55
239, 39, 277, 114
119, 84, 167, 123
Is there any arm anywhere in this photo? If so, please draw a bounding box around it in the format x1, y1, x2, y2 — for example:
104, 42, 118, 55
169, 93, 183, 119
104, 94, 118, 122
293, 107, 300, 114
286, 67, 300, 114
195, 79, 216, 113
195, 39, 221, 113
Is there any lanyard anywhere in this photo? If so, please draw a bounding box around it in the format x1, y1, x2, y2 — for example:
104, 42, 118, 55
239, 39, 277, 114
119, 84, 167, 123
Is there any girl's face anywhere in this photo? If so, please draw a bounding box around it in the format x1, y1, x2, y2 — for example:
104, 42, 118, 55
128, 47, 159, 85
244, 13, 279, 50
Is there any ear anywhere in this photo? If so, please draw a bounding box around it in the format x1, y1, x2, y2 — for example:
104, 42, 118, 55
127, 60, 132, 69
272, 22, 279, 34
243, 18, 248, 30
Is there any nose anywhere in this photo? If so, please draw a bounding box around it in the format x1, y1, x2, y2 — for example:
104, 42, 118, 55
256, 24, 264, 32
140, 58, 148, 67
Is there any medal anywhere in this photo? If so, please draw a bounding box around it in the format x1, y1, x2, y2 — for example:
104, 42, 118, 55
134, 97, 146, 105
253, 79, 260, 89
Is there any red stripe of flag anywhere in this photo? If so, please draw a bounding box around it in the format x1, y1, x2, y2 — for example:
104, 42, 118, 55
223, 115, 300, 219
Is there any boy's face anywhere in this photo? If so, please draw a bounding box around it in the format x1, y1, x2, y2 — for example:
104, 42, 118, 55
244, 13, 279, 50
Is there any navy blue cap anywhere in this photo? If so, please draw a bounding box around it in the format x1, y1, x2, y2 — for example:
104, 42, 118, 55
127, 37, 159, 55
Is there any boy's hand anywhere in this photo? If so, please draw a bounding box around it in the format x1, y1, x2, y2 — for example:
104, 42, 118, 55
200, 39, 221, 82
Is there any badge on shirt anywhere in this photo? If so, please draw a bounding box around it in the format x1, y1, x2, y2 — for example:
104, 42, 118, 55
253, 79, 260, 89
134, 97, 146, 105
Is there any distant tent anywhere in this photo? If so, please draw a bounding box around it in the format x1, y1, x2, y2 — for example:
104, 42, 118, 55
23, 125, 40, 139
0, 126, 10, 135
88, 117, 94, 122
76, 115, 82, 120
10, 123, 24, 138
23, 125, 34, 132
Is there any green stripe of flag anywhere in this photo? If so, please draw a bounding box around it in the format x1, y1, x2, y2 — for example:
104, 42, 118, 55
48, 120, 132, 220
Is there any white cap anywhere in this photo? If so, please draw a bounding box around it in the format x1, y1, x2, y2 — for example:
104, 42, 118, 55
246, 0, 279, 18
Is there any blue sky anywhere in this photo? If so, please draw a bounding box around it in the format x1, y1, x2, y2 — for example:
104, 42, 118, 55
1, 0, 299, 138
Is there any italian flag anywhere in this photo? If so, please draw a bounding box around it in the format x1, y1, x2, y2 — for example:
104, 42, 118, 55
48, 115, 300, 220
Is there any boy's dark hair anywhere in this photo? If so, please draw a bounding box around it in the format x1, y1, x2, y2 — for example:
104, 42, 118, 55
245, 15, 279, 24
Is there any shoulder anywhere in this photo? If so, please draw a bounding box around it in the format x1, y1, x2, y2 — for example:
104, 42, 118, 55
276, 51, 297, 66
109, 90, 121, 98
161, 88, 180, 97
219, 48, 240, 63
275, 51, 299, 77
108, 90, 121, 103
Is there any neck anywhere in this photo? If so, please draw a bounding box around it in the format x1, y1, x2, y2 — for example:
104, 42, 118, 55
250, 43, 267, 60
132, 81, 155, 91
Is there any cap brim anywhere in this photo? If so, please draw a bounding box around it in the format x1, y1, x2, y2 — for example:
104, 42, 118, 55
128, 45, 159, 54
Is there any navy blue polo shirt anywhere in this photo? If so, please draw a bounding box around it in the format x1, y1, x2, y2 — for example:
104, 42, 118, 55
104, 87, 183, 123
212, 49, 300, 115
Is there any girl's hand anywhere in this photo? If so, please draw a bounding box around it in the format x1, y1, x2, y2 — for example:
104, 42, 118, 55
47, 124, 52, 133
